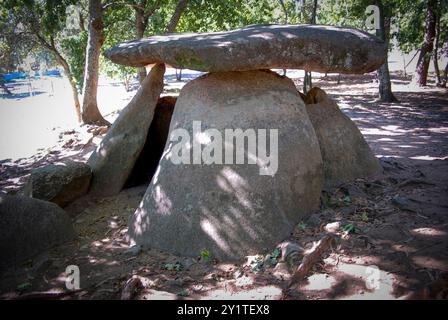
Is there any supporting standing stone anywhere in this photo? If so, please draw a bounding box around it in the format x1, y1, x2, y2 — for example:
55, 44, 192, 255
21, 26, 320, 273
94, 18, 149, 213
304, 87, 382, 187
129, 70, 323, 261
88, 64, 165, 197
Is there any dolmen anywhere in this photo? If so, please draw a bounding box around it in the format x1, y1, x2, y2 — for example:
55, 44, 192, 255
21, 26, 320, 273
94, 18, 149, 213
91, 24, 386, 261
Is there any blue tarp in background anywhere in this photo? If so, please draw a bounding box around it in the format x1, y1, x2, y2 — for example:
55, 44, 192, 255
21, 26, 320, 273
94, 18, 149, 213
2, 70, 61, 82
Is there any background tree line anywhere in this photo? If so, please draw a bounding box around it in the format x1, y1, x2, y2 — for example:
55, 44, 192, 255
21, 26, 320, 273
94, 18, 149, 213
1, 0, 447, 124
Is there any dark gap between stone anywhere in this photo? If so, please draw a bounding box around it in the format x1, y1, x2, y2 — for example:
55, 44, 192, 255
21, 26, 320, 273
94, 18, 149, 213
124, 96, 177, 188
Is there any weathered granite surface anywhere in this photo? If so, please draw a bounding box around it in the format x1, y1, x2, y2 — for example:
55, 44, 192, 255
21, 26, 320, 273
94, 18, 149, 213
105, 24, 387, 74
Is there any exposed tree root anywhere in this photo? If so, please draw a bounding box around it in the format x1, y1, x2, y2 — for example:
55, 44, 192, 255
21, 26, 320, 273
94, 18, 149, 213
8, 289, 85, 300
121, 276, 144, 300
287, 234, 336, 288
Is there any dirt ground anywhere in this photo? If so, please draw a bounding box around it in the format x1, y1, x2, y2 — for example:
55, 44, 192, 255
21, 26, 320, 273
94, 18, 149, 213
0, 72, 447, 300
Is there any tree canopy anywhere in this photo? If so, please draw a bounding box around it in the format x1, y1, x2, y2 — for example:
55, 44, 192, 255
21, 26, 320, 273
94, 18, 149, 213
2, 0, 446, 115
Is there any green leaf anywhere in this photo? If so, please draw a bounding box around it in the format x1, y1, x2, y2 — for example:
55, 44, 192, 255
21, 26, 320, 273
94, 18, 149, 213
200, 249, 212, 262
271, 248, 281, 259
251, 260, 264, 272
298, 221, 307, 231
16, 282, 32, 291
177, 289, 189, 297
342, 223, 356, 234
343, 196, 352, 204
360, 212, 369, 222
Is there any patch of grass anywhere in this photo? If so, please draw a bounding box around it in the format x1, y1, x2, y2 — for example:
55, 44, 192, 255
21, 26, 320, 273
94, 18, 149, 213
343, 196, 352, 205
265, 248, 282, 266
250, 255, 265, 272
297, 221, 307, 231
342, 223, 356, 234
357, 212, 369, 222
200, 249, 212, 263
177, 289, 189, 297
251, 260, 264, 272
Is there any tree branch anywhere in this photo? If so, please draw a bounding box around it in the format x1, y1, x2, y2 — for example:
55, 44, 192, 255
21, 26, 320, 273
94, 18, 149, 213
165, 0, 189, 33
279, 0, 288, 24
144, 0, 162, 20
102, 0, 139, 11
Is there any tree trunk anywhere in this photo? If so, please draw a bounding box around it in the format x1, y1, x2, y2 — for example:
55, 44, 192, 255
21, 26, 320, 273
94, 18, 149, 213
175, 68, 182, 81
279, 0, 288, 23
433, 11, 441, 85
134, 0, 183, 83
0, 74, 12, 95
311, 0, 317, 24
413, 0, 437, 87
35, 34, 82, 121
124, 76, 131, 92
375, 1, 398, 102
79, 10, 86, 32
402, 54, 407, 77
52, 49, 82, 122
1, 82, 12, 95
302, 0, 317, 93
300, 0, 306, 21
135, 3, 148, 83
442, 62, 448, 87
81, 0, 109, 125
377, 59, 397, 102
165, 0, 189, 33
303, 71, 312, 93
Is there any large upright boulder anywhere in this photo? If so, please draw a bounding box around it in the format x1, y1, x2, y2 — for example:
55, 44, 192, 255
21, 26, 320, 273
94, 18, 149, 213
0, 195, 75, 272
304, 87, 382, 187
23, 160, 91, 207
105, 24, 387, 74
128, 70, 323, 261
88, 64, 166, 197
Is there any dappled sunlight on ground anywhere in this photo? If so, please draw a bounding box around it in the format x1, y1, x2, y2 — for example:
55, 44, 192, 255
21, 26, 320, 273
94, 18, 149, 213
0, 69, 202, 162
301, 73, 448, 161
1, 70, 447, 300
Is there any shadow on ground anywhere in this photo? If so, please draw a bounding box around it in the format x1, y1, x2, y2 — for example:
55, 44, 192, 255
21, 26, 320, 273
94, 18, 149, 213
0, 72, 447, 300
